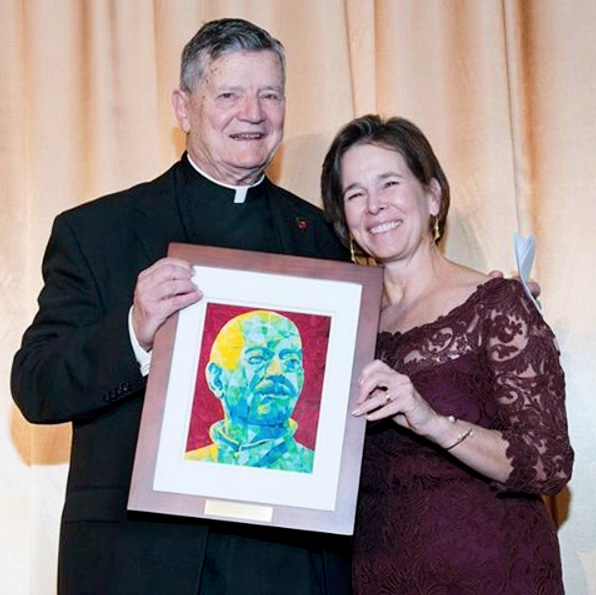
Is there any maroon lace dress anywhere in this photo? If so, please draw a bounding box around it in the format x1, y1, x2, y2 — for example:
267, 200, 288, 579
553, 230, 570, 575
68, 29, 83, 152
353, 278, 573, 595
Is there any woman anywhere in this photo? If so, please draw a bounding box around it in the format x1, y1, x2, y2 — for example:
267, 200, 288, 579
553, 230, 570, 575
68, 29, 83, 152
321, 115, 573, 594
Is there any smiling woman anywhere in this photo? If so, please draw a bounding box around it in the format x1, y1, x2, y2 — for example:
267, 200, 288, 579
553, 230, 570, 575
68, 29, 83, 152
340, 144, 441, 264
321, 114, 574, 594
322, 116, 450, 252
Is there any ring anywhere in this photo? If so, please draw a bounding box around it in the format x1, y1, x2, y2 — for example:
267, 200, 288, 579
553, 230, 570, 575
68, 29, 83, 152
385, 393, 393, 404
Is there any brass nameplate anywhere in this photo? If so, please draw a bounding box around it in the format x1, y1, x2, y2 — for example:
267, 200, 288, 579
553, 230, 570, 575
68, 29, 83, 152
204, 499, 274, 522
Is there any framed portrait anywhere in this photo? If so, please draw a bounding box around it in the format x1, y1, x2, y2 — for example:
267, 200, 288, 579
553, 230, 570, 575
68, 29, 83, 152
128, 243, 384, 535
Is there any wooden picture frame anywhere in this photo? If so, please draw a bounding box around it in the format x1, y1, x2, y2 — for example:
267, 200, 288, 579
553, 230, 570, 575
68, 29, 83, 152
128, 243, 383, 535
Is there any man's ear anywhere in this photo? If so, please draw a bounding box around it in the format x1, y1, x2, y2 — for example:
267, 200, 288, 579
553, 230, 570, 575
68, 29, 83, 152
205, 362, 224, 399
171, 89, 191, 134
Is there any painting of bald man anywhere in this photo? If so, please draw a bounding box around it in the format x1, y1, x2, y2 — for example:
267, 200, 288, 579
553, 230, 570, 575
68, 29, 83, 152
185, 304, 331, 473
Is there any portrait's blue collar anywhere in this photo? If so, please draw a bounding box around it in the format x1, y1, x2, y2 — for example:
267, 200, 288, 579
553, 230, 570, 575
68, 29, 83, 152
210, 418, 298, 452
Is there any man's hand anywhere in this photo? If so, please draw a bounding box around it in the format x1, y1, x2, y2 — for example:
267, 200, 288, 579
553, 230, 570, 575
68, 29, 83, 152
488, 269, 541, 300
132, 258, 202, 351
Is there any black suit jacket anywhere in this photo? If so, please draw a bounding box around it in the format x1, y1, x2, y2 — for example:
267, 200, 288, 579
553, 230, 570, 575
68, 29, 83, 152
11, 156, 352, 595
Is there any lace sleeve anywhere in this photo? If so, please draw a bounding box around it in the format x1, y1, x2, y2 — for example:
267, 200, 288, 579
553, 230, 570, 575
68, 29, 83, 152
484, 281, 573, 495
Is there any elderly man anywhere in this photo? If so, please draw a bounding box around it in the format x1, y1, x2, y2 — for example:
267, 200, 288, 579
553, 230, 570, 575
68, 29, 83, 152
186, 310, 315, 472
11, 18, 350, 595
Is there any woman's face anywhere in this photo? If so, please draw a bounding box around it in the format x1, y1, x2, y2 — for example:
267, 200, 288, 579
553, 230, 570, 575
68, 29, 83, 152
340, 143, 440, 263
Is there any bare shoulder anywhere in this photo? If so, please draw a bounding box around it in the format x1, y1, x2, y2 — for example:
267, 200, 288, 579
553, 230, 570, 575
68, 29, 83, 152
422, 264, 492, 325
443, 262, 490, 294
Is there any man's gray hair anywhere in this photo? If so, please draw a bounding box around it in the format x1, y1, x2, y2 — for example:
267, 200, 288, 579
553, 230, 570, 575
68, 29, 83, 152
180, 18, 286, 93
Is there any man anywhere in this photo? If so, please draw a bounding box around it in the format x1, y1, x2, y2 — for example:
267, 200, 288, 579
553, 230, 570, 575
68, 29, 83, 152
11, 18, 351, 595
186, 310, 314, 472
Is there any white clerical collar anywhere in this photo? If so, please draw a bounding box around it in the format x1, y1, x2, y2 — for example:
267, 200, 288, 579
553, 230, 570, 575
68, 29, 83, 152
186, 154, 264, 204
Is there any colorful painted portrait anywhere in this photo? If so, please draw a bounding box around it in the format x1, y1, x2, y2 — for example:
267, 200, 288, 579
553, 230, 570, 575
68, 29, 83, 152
185, 304, 331, 473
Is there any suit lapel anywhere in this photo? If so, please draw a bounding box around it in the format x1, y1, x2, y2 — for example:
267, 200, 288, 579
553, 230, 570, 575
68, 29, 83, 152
265, 179, 314, 256
129, 164, 320, 266
132, 162, 187, 268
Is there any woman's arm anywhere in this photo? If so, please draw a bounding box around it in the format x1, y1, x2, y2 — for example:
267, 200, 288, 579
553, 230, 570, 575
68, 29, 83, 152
353, 360, 514, 484
353, 282, 573, 494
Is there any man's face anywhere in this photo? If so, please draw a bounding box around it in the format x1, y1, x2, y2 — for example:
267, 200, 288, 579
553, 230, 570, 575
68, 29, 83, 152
173, 50, 285, 185
209, 312, 304, 427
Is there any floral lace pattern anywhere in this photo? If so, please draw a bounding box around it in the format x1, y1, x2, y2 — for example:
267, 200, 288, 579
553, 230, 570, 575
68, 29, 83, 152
353, 278, 573, 595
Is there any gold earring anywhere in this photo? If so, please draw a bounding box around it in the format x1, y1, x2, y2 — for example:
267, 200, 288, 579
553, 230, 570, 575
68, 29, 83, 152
350, 237, 357, 263
433, 217, 440, 243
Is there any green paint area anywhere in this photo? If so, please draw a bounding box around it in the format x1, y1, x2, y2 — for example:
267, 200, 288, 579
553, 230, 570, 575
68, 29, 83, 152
186, 310, 315, 473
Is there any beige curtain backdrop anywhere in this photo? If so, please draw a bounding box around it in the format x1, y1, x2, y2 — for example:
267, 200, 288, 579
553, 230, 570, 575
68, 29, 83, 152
1, 0, 595, 593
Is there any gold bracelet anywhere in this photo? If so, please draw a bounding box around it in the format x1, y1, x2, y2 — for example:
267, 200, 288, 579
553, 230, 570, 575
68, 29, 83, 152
445, 427, 474, 451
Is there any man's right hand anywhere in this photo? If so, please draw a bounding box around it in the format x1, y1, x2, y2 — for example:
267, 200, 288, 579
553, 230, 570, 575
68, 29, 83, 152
132, 257, 202, 351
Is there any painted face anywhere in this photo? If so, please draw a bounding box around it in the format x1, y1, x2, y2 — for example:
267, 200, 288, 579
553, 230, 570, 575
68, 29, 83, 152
208, 311, 304, 427
340, 143, 440, 263
173, 50, 285, 185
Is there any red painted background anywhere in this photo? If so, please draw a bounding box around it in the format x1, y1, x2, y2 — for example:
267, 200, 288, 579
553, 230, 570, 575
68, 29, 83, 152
185, 303, 331, 452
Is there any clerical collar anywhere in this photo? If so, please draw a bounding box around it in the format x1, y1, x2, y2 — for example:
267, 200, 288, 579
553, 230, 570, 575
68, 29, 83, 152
186, 154, 264, 204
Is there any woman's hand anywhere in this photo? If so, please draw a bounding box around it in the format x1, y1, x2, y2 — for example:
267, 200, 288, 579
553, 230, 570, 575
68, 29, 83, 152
352, 359, 439, 436
353, 360, 513, 483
